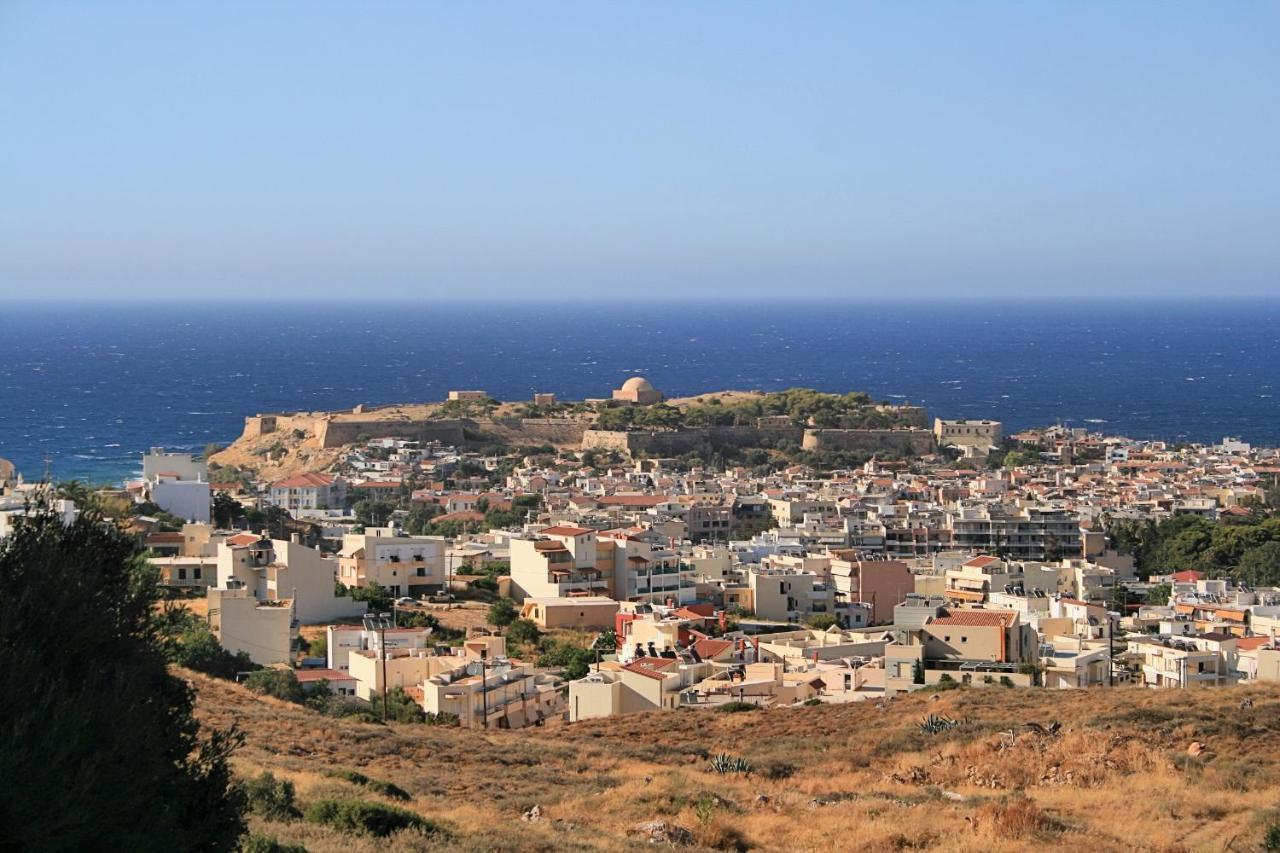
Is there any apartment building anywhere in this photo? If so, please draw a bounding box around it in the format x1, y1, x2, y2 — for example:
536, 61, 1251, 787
338, 528, 447, 596
948, 505, 1082, 560
214, 534, 366, 624
268, 472, 347, 512
422, 659, 565, 729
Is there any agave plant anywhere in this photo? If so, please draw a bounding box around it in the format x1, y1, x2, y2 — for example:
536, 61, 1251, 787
918, 713, 962, 735
708, 753, 753, 774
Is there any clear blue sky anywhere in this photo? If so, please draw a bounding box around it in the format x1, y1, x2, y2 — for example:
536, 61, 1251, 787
1, 2, 1277, 301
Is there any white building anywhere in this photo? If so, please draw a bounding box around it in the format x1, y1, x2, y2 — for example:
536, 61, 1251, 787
215, 533, 367, 624
142, 448, 210, 523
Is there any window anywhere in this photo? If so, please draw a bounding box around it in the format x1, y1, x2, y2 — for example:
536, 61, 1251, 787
944, 635, 951, 642
193, 567, 202, 580
177, 568, 187, 580
961, 636, 968, 643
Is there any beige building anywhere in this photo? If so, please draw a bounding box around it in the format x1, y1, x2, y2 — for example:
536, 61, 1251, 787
422, 659, 565, 729
338, 528, 448, 596
216, 534, 367, 624
934, 419, 1002, 449
519, 596, 619, 630
268, 472, 346, 512
207, 586, 293, 666
611, 376, 663, 405
509, 526, 693, 605
568, 659, 683, 721
448, 390, 489, 401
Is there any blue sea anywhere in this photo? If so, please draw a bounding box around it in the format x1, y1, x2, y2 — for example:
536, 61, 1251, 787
1, 300, 1278, 485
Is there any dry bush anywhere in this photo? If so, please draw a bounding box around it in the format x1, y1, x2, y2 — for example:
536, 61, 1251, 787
973, 795, 1064, 841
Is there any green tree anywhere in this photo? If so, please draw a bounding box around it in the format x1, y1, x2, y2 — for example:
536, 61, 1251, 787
212, 491, 241, 528
353, 499, 395, 528
1236, 541, 1280, 587
346, 581, 393, 613
244, 669, 305, 703
805, 613, 839, 630
505, 618, 542, 647
488, 597, 518, 626
0, 505, 246, 850
1144, 583, 1172, 605
369, 686, 427, 723
403, 503, 443, 534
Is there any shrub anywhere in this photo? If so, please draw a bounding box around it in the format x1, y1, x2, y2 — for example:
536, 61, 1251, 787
241, 835, 307, 853
1264, 821, 1280, 853
244, 669, 305, 704
304, 799, 440, 838
761, 761, 796, 780
369, 687, 427, 723
238, 772, 298, 820
166, 616, 255, 680
325, 769, 410, 801
804, 613, 838, 630
505, 618, 541, 647
488, 598, 517, 626
366, 780, 411, 802
716, 701, 759, 713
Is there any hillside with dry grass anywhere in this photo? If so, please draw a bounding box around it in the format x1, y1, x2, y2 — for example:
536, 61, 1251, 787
191, 670, 1280, 852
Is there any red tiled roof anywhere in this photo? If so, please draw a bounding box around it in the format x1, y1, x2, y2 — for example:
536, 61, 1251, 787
226, 532, 262, 547
622, 657, 678, 679
1171, 570, 1204, 582
540, 525, 594, 537
965, 556, 1000, 568
691, 639, 734, 660
272, 472, 337, 489
295, 668, 355, 683
931, 610, 1017, 627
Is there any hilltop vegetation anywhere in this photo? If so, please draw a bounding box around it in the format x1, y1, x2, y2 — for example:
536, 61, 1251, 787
191, 669, 1280, 852
1107, 509, 1280, 587
597, 388, 915, 431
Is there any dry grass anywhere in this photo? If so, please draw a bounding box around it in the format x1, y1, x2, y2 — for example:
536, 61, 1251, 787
189, 670, 1280, 851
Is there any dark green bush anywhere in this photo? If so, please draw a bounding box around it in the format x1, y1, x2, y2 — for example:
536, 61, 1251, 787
304, 799, 440, 838
244, 669, 305, 703
241, 834, 307, 853
325, 769, 410, 800
238, 771, 298, 820
716, 701, 760, 713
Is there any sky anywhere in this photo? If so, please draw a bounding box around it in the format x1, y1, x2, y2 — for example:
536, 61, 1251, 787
1, 2, 1277, 301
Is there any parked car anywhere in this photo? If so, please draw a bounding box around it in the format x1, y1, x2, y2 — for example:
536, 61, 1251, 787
426, 592, 455, 604
395, 597, 417, 606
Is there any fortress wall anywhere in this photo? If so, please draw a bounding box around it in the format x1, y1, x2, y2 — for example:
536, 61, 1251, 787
316, 418, 468, 448
475, 418, 589, 446
801, 428, 934, 455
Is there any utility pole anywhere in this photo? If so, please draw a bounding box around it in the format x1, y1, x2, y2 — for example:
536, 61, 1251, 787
364, 612, 394, 721
480, 653, 489, 730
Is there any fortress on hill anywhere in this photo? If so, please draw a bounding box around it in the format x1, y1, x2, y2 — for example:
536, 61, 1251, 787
237, 376, 949, 458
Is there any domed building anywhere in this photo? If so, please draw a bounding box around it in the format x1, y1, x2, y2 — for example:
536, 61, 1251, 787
612, 376, 663, 406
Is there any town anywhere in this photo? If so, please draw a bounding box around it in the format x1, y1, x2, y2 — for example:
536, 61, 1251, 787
5, 379, 1278, 733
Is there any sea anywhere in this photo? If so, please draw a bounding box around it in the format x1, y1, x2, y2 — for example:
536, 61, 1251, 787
1, 300, 1277, 485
